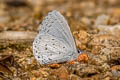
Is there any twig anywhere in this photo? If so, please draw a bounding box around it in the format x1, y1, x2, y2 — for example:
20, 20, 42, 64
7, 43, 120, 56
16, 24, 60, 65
0, 31, 37, 48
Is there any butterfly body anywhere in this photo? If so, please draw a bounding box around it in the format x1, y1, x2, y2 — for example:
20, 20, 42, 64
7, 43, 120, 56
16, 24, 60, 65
33, 10, 79, 65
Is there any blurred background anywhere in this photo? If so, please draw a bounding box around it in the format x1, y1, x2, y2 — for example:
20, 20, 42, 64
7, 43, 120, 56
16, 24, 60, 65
0, 0, 120, 32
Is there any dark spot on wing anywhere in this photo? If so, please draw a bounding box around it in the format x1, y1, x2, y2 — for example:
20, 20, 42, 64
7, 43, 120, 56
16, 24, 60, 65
44, 28, 47, 31
52, 39, 54, 40
36, 50, 38, 53
63, 47, 65, 48
38, 56, 40, 58
42, 60, 44, 63
47, 30, 49, 32
55, 18, 57, 20
48, 58, 52, 61
55, 60, 58, 63
45, 44, 47, 46
53, 44, 55, 45
53, 47, 56, 48
68, 53, 74, 56
45, 47, 48, 50
36, 41, 38, 43
39, 37, 41, 39
59, 52, 61, 54
50, 54, 52, 56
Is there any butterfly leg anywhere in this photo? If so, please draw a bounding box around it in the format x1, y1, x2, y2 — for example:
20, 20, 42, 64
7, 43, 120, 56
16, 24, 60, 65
76, 53, 89, 62
49, 63, 60, 68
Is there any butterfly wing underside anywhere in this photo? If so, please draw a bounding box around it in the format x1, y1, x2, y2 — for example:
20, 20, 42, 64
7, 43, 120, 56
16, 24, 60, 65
33, 10, 78, 64
39, 10, 77, 52
33, 34, 75, 64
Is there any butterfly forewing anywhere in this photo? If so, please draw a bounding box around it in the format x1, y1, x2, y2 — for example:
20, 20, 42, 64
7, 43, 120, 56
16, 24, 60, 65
39, 10, 77, 52
52, 11, 77, 51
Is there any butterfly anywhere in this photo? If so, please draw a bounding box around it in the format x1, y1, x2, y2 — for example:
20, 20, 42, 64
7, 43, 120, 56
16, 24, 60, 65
33, 10, 80, 65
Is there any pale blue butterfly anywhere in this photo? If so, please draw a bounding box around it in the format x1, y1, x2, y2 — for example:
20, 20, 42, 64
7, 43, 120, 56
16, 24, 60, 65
33, 10, 80, 64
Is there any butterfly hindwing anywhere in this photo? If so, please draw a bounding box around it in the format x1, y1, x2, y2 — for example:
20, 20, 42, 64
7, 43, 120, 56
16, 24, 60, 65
33, 34, 75, 64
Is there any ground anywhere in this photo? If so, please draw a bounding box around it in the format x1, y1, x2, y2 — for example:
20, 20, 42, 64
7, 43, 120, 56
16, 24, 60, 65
0, 0, 120, 80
